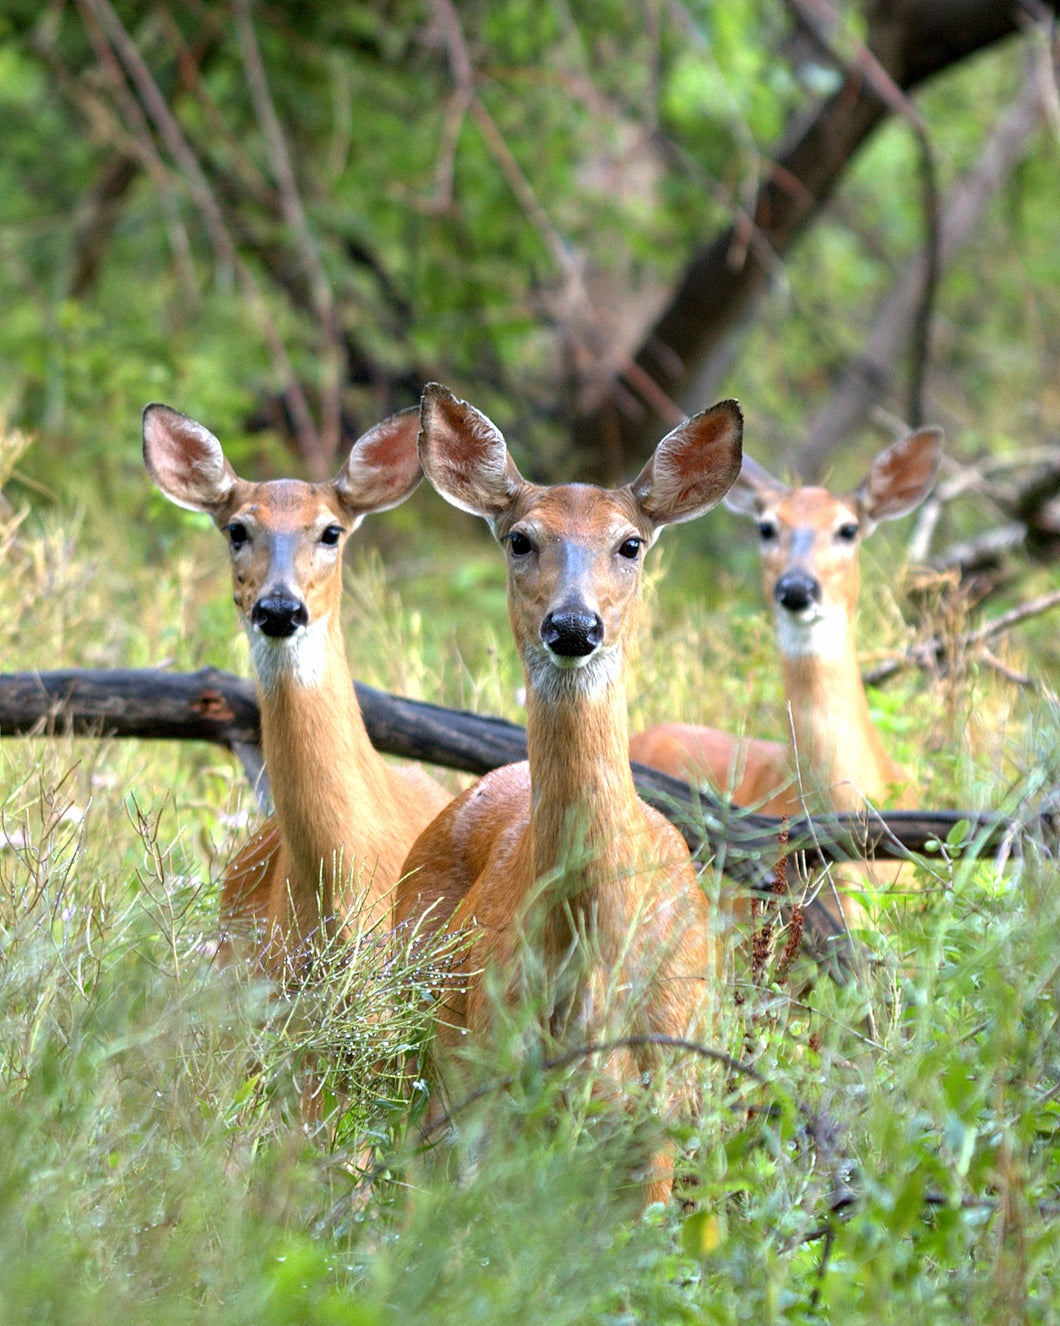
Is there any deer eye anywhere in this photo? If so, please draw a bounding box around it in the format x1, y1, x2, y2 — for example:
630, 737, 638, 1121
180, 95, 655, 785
836, 522, 859, 543
757, 519, 778, 542
226, 521, 249, 550
509, 531, 533, 556
618, 537, 642, 560
320, 524, 343, 547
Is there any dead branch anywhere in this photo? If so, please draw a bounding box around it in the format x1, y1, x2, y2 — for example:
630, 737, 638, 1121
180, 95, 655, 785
77, 0, 326, 473
862, 588, 1060, 687
908, 443, 1060, 588
0, 668, 1040, 879
796, 53, 1048, 478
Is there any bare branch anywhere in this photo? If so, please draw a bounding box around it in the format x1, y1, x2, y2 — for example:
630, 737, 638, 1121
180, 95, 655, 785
32, 11, 197, 301
862, 588, 1060, 686
425, 0, 693, 472
796, 41, 1049, 476
427, 0, 584, 292
76, 0, 326, 472
231, 0, 348, 466
74, 4, 198, 300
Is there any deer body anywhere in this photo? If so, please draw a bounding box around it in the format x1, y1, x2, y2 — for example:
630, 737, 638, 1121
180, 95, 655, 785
143, 405, 451, 977
397, 385, 743, 1204
630, 429, 942, 916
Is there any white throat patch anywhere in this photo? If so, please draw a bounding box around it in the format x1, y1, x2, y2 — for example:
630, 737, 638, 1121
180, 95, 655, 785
774, 601, 848, 659
248, 612, 331, 692
525, 644, 622, 702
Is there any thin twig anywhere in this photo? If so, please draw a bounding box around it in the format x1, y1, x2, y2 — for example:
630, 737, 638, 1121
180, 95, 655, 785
77, 0, 324, 470
426, 0, 692, 445
412, 1032, 771, 1149
231, 0, 347, 468
862, 589, 1060, 687
72, 0, 198, 302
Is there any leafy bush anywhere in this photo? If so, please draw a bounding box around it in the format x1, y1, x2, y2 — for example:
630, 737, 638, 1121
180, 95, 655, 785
2, 418, 1060, 1322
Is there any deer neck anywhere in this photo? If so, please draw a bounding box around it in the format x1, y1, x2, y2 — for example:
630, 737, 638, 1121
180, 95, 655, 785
522, 655, 642, 927
252, 610, 394, 922
777, 612, 903, 810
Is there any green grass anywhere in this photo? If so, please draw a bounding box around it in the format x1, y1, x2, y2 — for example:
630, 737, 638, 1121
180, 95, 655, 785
2, 441, 1059, 1323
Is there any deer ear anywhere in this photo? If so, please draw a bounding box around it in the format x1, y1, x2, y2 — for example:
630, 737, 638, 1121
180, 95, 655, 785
723, 453, 790, 518
334, 406, 423, 519
418, 382, 524, 529
856, 426, 943, 526
629, 399, 743, 531
142, 404, 238, 518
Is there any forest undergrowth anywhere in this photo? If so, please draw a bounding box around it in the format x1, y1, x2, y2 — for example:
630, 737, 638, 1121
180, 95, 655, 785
2, 434, 1059, 1325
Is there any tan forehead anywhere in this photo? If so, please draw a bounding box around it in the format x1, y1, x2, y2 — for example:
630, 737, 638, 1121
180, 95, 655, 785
226, 478, 345, 528
768, 486, 857, 528
501, 483, 645, 539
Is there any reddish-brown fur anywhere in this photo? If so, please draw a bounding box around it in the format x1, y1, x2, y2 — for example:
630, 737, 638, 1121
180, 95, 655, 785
143, 404, 451, 979
630, 428, 942, 920
396, 384, 743, 1205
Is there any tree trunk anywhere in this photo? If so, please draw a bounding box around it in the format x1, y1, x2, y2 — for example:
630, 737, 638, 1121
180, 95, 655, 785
796, 67, 1048, 478
573, 0, 1060, 477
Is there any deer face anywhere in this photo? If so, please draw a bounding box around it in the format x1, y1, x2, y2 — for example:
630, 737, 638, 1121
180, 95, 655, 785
143, 403, 423, 691
497, 484, 650, 697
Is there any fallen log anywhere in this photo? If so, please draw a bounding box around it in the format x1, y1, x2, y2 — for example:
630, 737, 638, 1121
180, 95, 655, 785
0, 667, 1036, 880
0, 666, 530, 798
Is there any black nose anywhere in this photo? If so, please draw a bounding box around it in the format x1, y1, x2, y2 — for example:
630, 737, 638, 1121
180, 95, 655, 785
541, 610, 604, 657
252, 594, 309, 638
774, 572, 820, 613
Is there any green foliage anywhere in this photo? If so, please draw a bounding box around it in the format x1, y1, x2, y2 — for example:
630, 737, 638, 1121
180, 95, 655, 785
4, 416, 1060, 1321
0, 0, 819, 508
2, 2, 1060, 1317
1, 0, 1055, 556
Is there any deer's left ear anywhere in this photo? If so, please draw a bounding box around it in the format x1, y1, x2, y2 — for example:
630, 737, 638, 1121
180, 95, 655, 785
629, 399, 743, 532
723, 453, 790, 518
334, 407, 423, 520
856, 426, 943, 527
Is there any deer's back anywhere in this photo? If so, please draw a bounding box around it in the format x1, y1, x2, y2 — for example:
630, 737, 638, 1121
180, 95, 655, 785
631, 722, 795, 814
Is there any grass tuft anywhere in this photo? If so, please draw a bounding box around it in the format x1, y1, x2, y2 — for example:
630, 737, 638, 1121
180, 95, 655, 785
2, 441, 1059, 1320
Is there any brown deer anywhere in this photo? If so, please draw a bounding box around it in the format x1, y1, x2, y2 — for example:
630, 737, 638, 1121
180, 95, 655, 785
630, 428, 942, 923
396, 384, 743, 1205
143, 404, 452, 980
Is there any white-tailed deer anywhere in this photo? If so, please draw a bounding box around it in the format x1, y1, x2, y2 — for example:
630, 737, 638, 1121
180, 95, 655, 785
143, 404, 452, 979
630, 428, 942, 922
396, 384, 742, 1205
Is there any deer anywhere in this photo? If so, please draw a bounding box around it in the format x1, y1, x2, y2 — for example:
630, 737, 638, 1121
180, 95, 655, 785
629, 427, 943, 927
143, 404, 453, 982
395, 384, 743, 1205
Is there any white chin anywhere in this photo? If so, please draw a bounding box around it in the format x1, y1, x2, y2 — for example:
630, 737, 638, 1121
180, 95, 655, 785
527, 646, 620, 699
548, 651, 594, 670
249, 614, 329, 690
775, 606, 846, 659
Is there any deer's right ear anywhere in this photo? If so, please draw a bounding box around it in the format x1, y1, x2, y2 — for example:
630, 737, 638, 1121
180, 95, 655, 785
142, 404, 238, 517
723, 454, 789, 518
417, 383, 524, 529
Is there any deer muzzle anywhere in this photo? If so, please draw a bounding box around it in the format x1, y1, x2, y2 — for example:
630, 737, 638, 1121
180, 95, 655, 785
541, 609, 604, 658
252, 592, 310, 638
